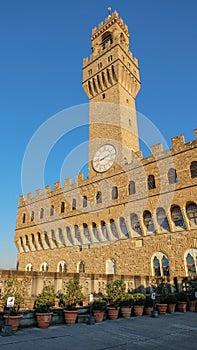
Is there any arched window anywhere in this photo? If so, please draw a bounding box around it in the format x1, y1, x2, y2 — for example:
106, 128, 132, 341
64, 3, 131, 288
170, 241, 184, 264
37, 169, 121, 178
148, 175, 156, 190
110, 219, 119, 239
190, 161, 197, 178
25, 235, 30, 250
101, 221, 109, 240
20, 237, 25, 252
40, 262, 48, 272
130, 213, 142, 235
128, 181, 136, 195
74, 225, 82, 244
61, 202, 65, 213
40, 208, 44, 219
31, 211, 34, 221
119, 217, 128, 237
58, 260, 67, 273
186, 203, 197, 225
92, 222, 99, 241
102, 31, 113, 49
25, 263, 33, 272
37, 232, 43, 249
156, 208, 170, 231
72, 199, 76, 210
168, 168, 178, 184
50, 205, 54, 216
152, 253, 170, 277
83, 223, 91, 242
171, 205, 185, 228
22, 213, 26, 223
143, 211, 155, 232
51, 229, 58, 247
44, 232, 50, 248
96, 191, 102, 204
112, 186, 118, 200
31, 234, 37, 250
106, 258, 116, 274
153, 257, 161, 276
83, 196, 87, 208
185, 250, 197, 276
79, 261, 85, 273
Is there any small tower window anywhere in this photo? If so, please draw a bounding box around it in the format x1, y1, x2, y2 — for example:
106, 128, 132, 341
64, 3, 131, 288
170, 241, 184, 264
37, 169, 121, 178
61, 202, 65, 213
112, 186, 118, 200
102, 93, 106, 99
190, 161, 197, 178
102, 31, 113, 49
98, 62, 102, 69
40, 208, 44, 219
50, 205, 54, 216
88, 69, 92, 76
22, 213, 26, 224
168, 168, 178, 184
148, 175, 156, 190
83, 196, 87, 208
72, 199, 76, 210
96, 191, 102, 204
108, 55, 113, 62
31, 211, 34, 222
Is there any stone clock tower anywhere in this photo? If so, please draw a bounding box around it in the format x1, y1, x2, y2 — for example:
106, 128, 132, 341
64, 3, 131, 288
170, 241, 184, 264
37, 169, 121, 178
82, 10, 141, 178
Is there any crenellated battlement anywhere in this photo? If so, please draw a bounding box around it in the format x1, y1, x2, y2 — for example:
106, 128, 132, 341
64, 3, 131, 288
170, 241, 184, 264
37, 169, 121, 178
19, 129, 197, 204
91, 11, 129, 39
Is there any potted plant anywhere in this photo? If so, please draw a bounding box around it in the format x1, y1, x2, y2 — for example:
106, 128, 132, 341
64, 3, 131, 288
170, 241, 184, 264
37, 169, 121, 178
154, 279, 171, 315
176, 291, 188, 312
120, 294, 134, 318
144, 295, 154, 315
34, 285, 56, 328
62, 278, 85, 324
2, 274, 30, 332
92, 298, 107, 322
133, 293, 146, 316
105, 279, 126, 320
185, 279, 197, 311
165, 293, 177, 313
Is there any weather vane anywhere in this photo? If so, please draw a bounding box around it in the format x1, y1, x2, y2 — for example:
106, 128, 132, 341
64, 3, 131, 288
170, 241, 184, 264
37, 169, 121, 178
108, 7, 112, 17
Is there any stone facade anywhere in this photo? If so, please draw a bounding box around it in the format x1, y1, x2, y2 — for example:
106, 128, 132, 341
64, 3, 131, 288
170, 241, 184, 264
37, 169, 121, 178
14, 11, 197, 287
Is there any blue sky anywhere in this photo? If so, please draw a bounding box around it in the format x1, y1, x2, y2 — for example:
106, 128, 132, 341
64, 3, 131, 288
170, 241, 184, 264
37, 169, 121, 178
0, 0, 196, 269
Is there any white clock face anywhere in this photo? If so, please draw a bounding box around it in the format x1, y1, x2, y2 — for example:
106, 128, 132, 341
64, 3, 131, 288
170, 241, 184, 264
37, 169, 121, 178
93, 144, 116, 172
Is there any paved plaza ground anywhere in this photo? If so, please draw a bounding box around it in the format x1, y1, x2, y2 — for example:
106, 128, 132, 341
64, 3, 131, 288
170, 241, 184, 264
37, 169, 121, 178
0, 311, 197, 350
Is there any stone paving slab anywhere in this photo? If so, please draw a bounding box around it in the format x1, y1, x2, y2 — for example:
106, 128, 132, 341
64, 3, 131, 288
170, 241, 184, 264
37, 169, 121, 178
0, 312, 197, 350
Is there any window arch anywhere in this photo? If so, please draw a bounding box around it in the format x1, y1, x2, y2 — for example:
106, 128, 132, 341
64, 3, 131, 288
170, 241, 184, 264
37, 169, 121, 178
74, 225, 82, 244
147, 175, 156, 190
72, 199, 76, 210
61, 202, 65, 213
130, 213, 142, 235
190, 161, 197, 178
143, 211, 155, 232
101, 221, 109, 240
128, 181, 136, 195
102, 31, 113, 49
184, 249, 197, 276
40, 262, 48, 272
92, 223, 99, 241
58, 228, 65, 246
96, 191, 102, 204
168, 168, 178, 184
156, 208, 170, 231
58, 260, 67, 273
44, 232, 50, 248
78, 261, 85, 273
31, 234, 37, 250
83, 196, 87, 208
22, 213, 26, 223
106, 258, 116, 274
171, 205, 185, 228
25, 263, 33, 272
50, 205, 54, 216
119, 217, 128, 237
110, 219, 119, 239
51, 229, 58, 247
186, 202, 197, 225
152, 252, 170, 277
83, 223, 91, 242
40, 208, 44, 219
31, 211, 34, 221
112, 186, 118, 200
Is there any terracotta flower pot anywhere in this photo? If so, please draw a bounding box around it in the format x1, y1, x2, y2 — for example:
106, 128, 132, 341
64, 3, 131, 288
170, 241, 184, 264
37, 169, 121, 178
36, 312, 53, 328
177, 301, 187, 312
189, 300, 196, 312
156, 303, 167, 315
63, 309, 78, 324
107, 307, 120, 320
121, 307, 132, 318
93, 310, 105, 322
133, 305, 144, 316
3, 314, 22, 332
167, 303, 176, 313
